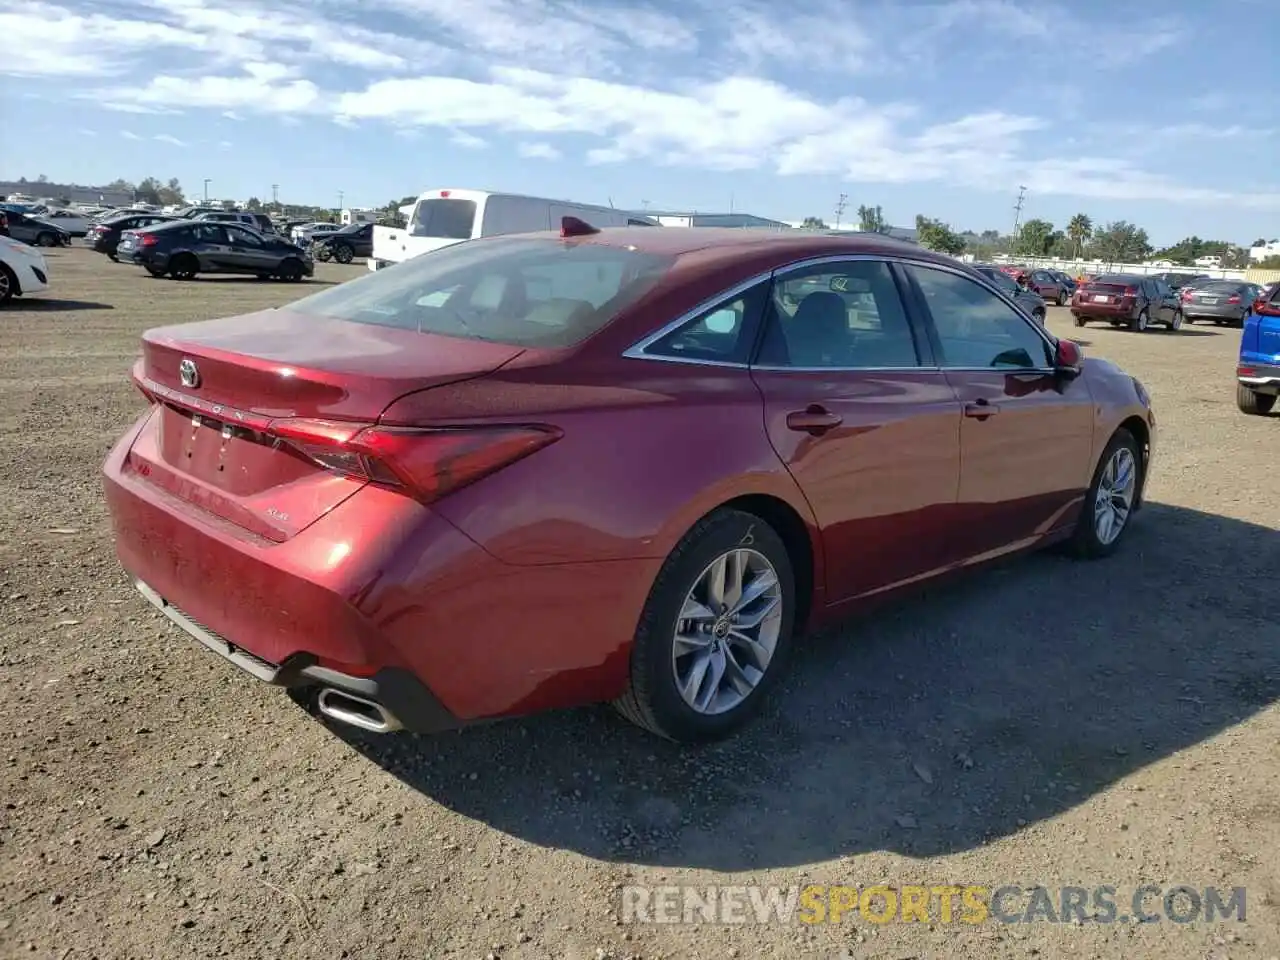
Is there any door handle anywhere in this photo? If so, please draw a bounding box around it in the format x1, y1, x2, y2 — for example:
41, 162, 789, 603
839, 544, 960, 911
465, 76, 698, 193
786, 406, 843, 435
964, 399, 1000, 420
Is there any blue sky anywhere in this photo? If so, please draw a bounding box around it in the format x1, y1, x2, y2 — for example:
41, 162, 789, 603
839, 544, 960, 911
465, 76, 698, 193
0, 0, 1275, 245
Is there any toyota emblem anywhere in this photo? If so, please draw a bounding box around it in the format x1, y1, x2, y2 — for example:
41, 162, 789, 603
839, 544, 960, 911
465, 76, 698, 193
179, 358, 201, 388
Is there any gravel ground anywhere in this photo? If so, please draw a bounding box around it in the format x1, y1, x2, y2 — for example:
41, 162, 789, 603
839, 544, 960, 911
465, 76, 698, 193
1, 247, 1277, 960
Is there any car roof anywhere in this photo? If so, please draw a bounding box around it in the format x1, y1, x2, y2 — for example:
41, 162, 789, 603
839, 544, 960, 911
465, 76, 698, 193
552, 226, 950, 268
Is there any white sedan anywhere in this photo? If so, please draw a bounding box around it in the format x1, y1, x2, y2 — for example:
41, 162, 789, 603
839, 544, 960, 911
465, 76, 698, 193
0, 234, 50, 304
290, 222, 342, 245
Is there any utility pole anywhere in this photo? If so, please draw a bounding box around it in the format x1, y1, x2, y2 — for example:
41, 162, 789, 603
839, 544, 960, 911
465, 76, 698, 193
834, 192, 848, 230
337, 190, 344, 214
202, 178, 211, 203
271, 184, 279, 208
1011, 185, 1027, 244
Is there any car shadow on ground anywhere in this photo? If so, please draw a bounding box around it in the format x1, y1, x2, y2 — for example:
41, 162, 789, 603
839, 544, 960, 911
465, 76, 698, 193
189, 277, 340, 286
321, 503, 1279, 870
18, 298, 114, 311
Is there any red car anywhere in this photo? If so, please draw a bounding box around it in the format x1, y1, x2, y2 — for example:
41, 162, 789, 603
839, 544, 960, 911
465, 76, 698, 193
103, 224, 1157, 743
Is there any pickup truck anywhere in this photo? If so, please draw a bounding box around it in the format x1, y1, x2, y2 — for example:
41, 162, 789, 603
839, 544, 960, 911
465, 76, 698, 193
1238, 283, 1280, 415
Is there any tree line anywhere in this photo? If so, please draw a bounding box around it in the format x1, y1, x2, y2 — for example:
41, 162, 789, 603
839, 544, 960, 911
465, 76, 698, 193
802, 203, 1280, 268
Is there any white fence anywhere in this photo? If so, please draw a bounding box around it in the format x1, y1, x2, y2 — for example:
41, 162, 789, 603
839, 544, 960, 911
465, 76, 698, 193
989, 254, 1247, 281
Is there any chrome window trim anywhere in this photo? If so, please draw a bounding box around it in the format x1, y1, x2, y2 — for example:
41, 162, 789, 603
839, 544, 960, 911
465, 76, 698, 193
620, 272, 773, 364
621, 252, 1060, 371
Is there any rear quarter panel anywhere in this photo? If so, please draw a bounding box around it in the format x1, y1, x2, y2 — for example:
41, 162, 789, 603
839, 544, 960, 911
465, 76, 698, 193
1081, 357, 1156, 487
381, 357, 822, 571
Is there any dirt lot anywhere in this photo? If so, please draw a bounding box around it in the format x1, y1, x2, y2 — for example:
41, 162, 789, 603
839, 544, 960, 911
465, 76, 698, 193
1, 247, 1277, 960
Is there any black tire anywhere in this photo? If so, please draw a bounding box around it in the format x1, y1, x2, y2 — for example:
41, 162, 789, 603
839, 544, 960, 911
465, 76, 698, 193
1167, 309, 1183, 332
1032, 308, 1045, 324
1131, 308, 1149, 332
614, 508, 797, 742
1237, 384, 1277, 416
35, 231, 55, 247
169, 254, 198, 280
277, 258, 304, 282
1068, 428, 1141, 560
333, 243, 354, 264
0, 263, 15, 304
1073, 315, 1087, 327
1056, 291, 1066, 306
314, 246, 332, 262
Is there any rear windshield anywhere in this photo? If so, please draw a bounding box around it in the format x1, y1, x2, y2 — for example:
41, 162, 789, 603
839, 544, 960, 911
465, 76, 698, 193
287, 236, 675, 349
1198, 281, 1243, 294
410, 199, 477, 240
1093, 275, 1139, 285
978, 268, 1018, 293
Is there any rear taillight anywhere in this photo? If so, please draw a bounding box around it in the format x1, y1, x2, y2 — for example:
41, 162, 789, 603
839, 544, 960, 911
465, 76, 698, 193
1227, 294, 1241, 304
140, 234, 159, 247
1123, 286, 1137, 297
1180, 289, 1193, 301
1258, 300, 1280, 317
268, 418, 561, 504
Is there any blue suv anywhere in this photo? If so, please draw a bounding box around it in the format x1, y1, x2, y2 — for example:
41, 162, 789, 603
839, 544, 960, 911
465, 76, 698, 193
1238, 282, 1280, 415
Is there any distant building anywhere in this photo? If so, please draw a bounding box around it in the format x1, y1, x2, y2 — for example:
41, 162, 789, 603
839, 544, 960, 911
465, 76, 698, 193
636, 210, 793, 230
0, 180, 133, 207
1249, 240, 1280, 262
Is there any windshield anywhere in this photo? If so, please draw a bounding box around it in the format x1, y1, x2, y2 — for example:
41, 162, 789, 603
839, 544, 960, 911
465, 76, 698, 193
287, 236, 675, 348
410, 198, 477, 239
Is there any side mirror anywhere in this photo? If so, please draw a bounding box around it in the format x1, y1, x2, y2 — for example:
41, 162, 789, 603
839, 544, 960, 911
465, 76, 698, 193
1055, 338, 1083, 377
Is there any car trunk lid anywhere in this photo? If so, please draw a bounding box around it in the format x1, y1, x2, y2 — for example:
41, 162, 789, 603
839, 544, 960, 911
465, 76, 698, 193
126, 309, 525, 540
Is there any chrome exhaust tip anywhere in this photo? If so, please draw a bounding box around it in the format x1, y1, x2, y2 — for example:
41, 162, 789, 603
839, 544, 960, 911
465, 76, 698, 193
315, 688, 403, 734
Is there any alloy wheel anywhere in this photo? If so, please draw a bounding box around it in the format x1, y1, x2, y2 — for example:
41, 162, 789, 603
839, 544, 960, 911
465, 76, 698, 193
1094, 447, 1137, 546
0, 271, 10, 300
671, 548, 783, 716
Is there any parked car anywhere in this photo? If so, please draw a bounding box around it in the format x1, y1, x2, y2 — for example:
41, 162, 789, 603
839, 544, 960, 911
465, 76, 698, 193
1238, 283, 1280, 415
173, 205, 225, 219
1182, 280, 1263, 327
291, 222, 342, 246
973, 265, 1047, 322
1020, 269, 1071, 305
118, 220, 313, 281
102, 224, 1155, 743
3, 211, 70, 247
0, 233, 50, 304
36, 207, 91, 238
312, 222, 374, 263
87, 213, 181, 260
194, 210, 278, 233
1047, 270, 1077, 298
1071, 273, 1182, 331
1151, 271, 1212, 293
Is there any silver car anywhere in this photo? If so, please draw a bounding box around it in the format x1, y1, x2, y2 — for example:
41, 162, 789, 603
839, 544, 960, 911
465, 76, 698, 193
1183, 280, 1263, 327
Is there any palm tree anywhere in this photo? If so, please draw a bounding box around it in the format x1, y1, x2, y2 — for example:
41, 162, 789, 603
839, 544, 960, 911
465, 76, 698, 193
1066, 213, 1093, 260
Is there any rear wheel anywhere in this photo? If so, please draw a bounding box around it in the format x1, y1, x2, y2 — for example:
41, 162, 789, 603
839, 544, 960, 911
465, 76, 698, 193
314, 245, 332, 262
1168, 309, 1183, 331
35, 231, 55, 247
1073, 315, 1088, 327
1237, 384, 1277, 416
1056, 291, 1066, 306
277, 258, 304, 282
333, 243, 354, 264
1069, 429, 1141, 559
615, 508, 796, 742
169, 254, 199, 280
1131, 308, 1149, 332
0, 263, 15, 304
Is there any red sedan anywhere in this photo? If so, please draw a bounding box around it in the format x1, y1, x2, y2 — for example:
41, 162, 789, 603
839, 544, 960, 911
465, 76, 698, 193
103, 223, 1156, 743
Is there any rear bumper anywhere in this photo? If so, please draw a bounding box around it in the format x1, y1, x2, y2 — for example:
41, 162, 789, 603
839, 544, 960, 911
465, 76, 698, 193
1238, 358, 1280, 394
1186, 303, 1246, 320
101, 412, 649, 730
1070, 303, 1133, 320
134, 579, 462, 731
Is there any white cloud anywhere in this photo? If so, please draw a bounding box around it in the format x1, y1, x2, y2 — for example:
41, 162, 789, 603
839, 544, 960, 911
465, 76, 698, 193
1, 0, 1270, 209
120, 130, 142, 140
518, 141, 562, 160
450, 130, 488, 149
153, 133, 186, 145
